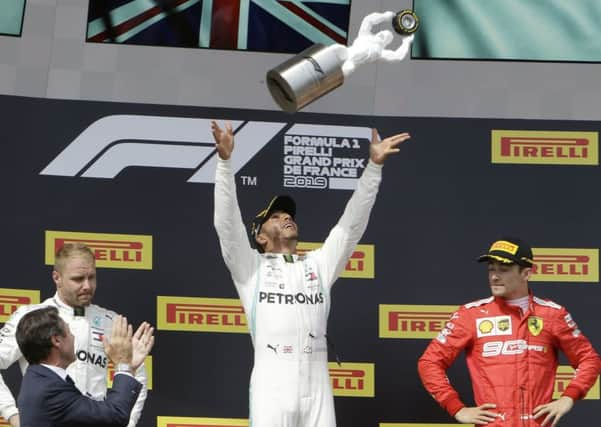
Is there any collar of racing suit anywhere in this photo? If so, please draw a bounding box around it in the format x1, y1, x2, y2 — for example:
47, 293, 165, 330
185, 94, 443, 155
493, 289, 535, 315
52, 293, 86, 316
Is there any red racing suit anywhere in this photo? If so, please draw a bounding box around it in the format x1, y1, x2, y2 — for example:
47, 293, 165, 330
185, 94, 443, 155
418, 293, 601, 426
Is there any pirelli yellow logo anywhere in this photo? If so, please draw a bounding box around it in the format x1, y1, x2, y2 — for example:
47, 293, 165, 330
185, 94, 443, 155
157, 296, 248, 333
157, 417, 248, 427
379, 305, 458, 339
491, 130, 598, 165
380, 424, 474, 427
297, 242, 375, 278
490, 240, 518, 255
329, 362, 375, 397
531, 248, 599, 282
107, 356, 153, 390
0, 288, 40, 322
45, 230, 153, 270
554, 366, 600, 400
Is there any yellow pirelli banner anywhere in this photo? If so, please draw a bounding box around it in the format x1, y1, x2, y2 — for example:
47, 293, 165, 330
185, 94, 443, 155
157, 296, 248, 333
491, 130, 598, 165
45, 230, 153, 270
329, 362, 375, 397
297, 242, 375, 279
157, 417, 248, 426
107, 356, 153, 390
0, 288, 40, 322
531, 248, 599, 282
554, 365, 600, 399
380, 424, 474, 427
379, 305, 458, 339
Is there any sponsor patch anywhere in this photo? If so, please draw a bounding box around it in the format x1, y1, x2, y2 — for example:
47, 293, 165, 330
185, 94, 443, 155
476, 316, 512, 338
490, 240, 519, 255
528, 316, 544, 336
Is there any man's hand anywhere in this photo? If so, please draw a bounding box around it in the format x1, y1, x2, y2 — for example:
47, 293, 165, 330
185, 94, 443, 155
454, 404, 498, 424
211, 121, 234, 160
103, 315, 133, 365
533, 396, 574, 426
8, 414, 19, 427
131, 322, 155, 372
369, 128, 410, 165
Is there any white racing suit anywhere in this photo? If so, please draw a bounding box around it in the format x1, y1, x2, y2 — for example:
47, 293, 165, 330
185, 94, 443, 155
0, 294, 147, 426
214, 157, 382, 426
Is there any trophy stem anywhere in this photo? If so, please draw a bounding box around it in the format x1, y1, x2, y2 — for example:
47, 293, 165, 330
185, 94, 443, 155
266, 44, 346, 113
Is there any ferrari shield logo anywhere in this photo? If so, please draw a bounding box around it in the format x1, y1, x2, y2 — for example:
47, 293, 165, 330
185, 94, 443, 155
528, 316, 543, 336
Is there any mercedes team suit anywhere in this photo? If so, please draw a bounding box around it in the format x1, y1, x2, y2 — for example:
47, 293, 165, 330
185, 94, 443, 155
418, 293, 601, 426
0, 294, 147, 426
214, 157, 383, 426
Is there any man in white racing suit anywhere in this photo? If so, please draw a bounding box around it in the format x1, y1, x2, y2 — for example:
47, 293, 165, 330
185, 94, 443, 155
212, 121, 410, 426
0, 243, 147, 427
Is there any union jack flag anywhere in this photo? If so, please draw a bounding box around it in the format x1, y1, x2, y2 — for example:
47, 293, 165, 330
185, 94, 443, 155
87, 0, 350, 53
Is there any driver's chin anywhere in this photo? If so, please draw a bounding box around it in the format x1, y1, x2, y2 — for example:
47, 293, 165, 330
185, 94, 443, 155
76, 295, 93, 306
490, 287, 505, 297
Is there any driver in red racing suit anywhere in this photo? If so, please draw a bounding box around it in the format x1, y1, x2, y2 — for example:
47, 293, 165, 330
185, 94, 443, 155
418, 237, 601, 426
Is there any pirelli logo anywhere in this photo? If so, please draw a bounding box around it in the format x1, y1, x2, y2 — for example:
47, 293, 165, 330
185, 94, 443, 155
157, 417, 248, 427
107, 356, 153, 390
491, 130, 598, 165
531, 248, 599, 282
329, 362, 375, 397
0, 288, 40, 322
379, 305, 458, 339
554, 365, 600, 399
157, 296, 248, 333
380, 424, 474, 427
297, 242, 375, 278
45, 230, 152, 270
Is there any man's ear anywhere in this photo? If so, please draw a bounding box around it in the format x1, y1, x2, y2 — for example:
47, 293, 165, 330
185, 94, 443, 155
522, 267, 532, 281
50, 335, 62, 349
52, 270, 61, 288
255, 233, 267, 247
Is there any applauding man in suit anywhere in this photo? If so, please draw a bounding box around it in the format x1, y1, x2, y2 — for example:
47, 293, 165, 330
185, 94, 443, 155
15, 307, 154, 427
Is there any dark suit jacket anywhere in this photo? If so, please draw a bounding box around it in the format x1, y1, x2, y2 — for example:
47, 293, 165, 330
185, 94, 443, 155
17, 364, 142, 427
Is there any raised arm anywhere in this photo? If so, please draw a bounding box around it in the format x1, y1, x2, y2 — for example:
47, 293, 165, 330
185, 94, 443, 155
316, 129, 410, 287
212, 121, 256, 284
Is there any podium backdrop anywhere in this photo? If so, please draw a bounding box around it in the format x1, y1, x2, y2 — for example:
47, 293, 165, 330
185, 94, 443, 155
1, 94, 600, 427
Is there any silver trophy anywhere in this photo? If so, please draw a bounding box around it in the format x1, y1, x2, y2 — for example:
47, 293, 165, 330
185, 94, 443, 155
266, 10, 419, 113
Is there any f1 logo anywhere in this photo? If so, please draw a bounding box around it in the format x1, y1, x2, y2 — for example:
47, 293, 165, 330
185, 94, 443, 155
40, 115, 287, 183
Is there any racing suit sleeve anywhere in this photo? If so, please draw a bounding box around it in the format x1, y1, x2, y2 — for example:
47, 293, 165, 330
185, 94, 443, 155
553, 308, 601, 401
127, 363, 148, 427
417, 307, 473, 417
214, 157, 256, 285
0, 308, 28, 421
315, 160, 382, 288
